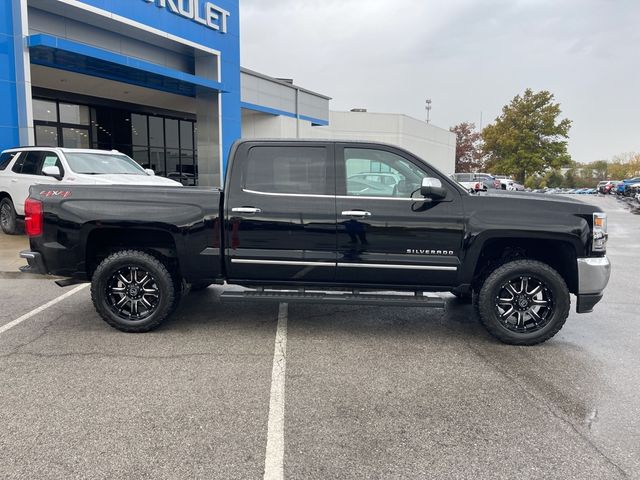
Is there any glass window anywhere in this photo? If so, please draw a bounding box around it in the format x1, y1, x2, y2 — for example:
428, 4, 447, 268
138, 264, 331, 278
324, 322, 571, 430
132, 146, 150, 169
33, 99, 58, 122
149, 148, 165, 176
64, 152, 145, 175
19, 152, 44, 176
41, 153, 64, 176
245, 146, 331, 195
112, 111, 132, 146
180, 150, 196, 186
62, 128, 90, 149
344, 148, 425, 198
35, 125, 59, 147
59, 103, 90, 125
180, 120, 194, 150
0, 152, 18, 171
166, 148, 180, 181
149, 117, 164, 147
131, 114, 148, 146
165, 119, 179, 150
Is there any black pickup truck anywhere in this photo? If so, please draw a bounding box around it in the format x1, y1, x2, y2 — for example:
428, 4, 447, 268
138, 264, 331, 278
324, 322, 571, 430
20, 140, 611, 345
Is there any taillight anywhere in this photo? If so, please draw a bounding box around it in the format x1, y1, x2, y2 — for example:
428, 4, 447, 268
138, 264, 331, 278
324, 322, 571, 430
24, 199, 43, 237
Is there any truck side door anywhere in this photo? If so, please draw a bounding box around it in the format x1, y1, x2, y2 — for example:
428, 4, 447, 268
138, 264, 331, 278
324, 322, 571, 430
225, 142, 337, 283
335, 144, 465, 288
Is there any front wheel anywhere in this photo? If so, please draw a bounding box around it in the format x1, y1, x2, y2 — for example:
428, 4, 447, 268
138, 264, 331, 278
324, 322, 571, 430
477, 259, 570, 345
91, 250, 177, 333
0, 198, 19, 235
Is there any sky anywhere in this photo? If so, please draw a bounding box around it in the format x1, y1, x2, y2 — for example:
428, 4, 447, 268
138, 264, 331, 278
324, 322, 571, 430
239, 0, 640, 164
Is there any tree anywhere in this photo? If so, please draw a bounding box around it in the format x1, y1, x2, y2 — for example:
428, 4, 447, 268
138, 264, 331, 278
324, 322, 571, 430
450, 122, 484, 173
482, 89, 572, 183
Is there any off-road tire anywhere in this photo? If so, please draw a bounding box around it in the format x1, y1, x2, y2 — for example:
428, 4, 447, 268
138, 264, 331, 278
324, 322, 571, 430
477, 259, 570, 346
91, 250, 177, 333
0, 198, 19, 235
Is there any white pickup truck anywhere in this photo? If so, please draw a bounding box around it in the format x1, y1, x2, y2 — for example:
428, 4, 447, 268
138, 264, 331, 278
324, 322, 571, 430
0, 147, 180, 234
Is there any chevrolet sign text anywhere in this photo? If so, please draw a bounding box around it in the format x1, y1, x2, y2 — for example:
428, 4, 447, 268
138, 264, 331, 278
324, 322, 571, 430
145, 0, 230, 33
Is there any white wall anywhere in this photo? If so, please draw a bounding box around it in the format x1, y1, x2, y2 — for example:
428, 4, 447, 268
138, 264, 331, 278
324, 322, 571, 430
241, 110, 456, 174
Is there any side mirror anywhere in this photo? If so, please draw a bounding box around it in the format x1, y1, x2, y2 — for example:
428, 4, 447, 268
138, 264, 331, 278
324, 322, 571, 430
42, 165, 62, 181
421, 177, 447, 200
145, 169, 156, 176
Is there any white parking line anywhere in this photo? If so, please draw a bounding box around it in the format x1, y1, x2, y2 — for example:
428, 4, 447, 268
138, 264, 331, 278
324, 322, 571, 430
263, 303, 288, 480
0, 284, 89, 336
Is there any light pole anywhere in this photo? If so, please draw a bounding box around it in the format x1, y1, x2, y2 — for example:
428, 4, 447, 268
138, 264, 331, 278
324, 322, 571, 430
425, 99, 432, 124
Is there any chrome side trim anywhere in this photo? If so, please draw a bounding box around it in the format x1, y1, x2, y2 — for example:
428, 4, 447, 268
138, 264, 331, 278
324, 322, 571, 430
242, 189, 332, 199
242, 188, 421, 202
337, 263, 457, 271
230, 259, 457, 272
231, 259, 335, 267
577, 257, 611, 294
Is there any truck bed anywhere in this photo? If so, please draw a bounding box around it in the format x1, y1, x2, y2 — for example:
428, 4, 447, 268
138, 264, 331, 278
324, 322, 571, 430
28, 185, 223, 283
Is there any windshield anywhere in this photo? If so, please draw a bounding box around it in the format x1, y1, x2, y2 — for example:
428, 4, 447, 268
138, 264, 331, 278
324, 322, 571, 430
65, 152, 146, 175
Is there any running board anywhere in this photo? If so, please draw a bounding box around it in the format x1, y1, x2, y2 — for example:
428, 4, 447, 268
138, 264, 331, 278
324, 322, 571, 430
220, 290, 445, 308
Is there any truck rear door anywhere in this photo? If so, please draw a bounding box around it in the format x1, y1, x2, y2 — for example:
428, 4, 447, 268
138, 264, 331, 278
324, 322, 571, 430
225, 142, 337, 283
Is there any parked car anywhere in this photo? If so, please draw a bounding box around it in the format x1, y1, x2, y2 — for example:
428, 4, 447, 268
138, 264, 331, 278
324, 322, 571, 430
0, 147, 181, 234
474, 173, 502, 190
499, 178, 525, 191
616, 177, 640, 196
21, 139, 611, 346
597, 181, 618, 195
450, 173, 485, 192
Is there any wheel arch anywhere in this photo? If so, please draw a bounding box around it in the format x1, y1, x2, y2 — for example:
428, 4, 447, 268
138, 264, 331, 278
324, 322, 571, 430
84, 226, 180, 279
465, 234, 581, 295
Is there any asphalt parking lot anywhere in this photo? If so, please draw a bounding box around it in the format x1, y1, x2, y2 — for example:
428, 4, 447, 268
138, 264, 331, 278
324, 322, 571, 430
0, 195, 638, 480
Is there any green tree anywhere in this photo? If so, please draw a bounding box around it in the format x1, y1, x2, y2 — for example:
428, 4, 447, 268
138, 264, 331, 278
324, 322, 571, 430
482, 89, 573, 183
545, 169, 564, 188
450, 122, 484, 173
564, 169, 577, 188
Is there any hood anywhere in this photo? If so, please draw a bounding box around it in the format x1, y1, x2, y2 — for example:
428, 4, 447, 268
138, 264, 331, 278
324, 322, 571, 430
69, 174, 182, 186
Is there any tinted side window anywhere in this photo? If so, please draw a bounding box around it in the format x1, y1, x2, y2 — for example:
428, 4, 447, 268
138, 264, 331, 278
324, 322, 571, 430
244, 146, 332, 195
344, 148, 427, 198
0, 152, 18, 171
20, 152, 44, 176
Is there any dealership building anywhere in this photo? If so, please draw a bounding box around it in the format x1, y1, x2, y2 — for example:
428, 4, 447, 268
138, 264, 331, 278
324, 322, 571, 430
1, 0, 454, 186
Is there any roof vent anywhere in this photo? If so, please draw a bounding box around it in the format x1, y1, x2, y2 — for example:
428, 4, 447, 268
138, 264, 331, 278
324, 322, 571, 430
350, 108, 368, 113
276, 78, 294, 84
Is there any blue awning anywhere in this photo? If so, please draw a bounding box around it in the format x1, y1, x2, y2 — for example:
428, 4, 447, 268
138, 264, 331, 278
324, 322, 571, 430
28, 34, 225, 97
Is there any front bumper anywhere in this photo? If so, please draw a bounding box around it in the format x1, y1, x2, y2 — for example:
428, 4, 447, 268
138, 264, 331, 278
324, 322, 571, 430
576, 256, 611, 313
19, 250, 46, 275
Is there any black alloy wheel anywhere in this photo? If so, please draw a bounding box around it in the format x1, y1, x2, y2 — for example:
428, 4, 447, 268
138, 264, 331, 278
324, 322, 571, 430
494, 276, 554, 333
477, 259, 570, 345
106, 266, 160, 320
91, 250, 177, 332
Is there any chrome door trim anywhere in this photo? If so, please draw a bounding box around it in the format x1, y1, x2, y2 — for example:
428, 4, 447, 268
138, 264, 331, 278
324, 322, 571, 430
242, 188, 421, 202
231, 259, 335, 267
337, 263, 457, 271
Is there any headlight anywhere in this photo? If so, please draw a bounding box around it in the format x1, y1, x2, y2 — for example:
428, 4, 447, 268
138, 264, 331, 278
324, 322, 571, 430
592, 212, 608, 253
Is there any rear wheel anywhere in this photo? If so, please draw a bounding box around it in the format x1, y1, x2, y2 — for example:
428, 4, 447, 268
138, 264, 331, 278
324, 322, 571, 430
0, 198, 18, 235
91, 250, 177, 333
477, 259, 570, 345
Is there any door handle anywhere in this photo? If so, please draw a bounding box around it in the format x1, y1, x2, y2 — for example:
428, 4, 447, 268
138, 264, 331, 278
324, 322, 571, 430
232, 207, 262, 214
11, 179, 18, 183
341, 210, 372, 218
